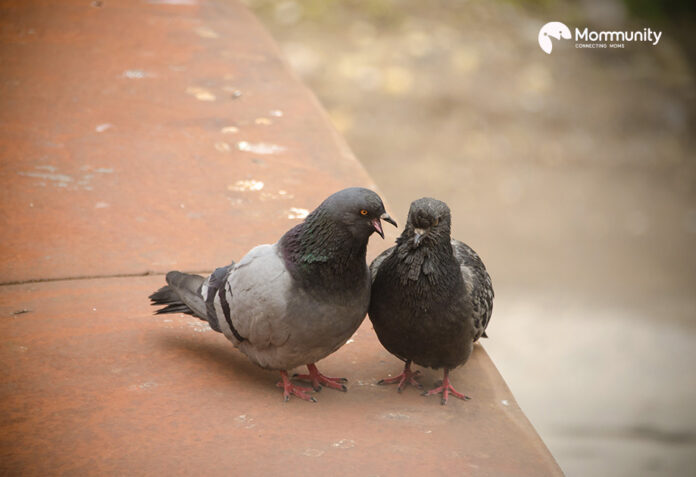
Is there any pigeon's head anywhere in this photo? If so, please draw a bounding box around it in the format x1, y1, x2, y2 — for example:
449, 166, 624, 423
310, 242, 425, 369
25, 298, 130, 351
319, 187, 397, 240
404, 197, 451, 248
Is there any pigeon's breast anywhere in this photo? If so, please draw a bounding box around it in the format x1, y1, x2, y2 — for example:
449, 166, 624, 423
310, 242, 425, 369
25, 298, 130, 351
280, 268, 370, 367
225, 243, 369, 370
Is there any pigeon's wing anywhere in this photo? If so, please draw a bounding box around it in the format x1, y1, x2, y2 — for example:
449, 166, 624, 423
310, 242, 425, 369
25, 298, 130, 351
451, 239, 494, 340
216, 244, 293, 351
199, 264, 236, 333
369, 246, 395, 283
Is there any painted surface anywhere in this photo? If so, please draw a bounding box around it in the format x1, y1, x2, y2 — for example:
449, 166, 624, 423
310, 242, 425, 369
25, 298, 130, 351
0, 0, 560, 475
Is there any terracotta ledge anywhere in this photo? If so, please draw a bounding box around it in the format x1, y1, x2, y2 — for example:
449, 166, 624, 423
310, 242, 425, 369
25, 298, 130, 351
0, 1, 562, 475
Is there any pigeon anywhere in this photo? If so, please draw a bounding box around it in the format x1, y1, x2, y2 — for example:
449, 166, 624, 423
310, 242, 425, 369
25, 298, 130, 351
149, 187, 396, 402
368, 197, 493, 404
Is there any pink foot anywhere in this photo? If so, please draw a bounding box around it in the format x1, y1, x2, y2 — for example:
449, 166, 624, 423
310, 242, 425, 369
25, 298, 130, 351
276, 370, 317, 402
422, 368, 470, 405
378, 360, 423, 393
293, 363, 348, 392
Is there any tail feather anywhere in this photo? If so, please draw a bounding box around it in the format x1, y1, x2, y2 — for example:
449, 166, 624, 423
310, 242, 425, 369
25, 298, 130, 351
149, 271, 207, 320
154, 302, 196, 315
149, 285, 181, 305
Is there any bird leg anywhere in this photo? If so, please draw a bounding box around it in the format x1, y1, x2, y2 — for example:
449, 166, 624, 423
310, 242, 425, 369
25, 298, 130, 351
293, 363, 348, 392
422, 368, 471, 405
276, 370, 317, 402
378, 360, 423, 393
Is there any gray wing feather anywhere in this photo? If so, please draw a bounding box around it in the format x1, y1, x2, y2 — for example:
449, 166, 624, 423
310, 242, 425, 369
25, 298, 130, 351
370, 246, 395, 282
219, 245, 292, 365
451, 239, 494, 340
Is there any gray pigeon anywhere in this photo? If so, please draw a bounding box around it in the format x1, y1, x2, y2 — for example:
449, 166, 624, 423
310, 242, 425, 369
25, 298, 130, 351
368, 197, 493, 404
150, 187, 396, 402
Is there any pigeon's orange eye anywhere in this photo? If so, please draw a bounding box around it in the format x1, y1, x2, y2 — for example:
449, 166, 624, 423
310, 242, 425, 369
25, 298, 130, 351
360, 209, 368, 216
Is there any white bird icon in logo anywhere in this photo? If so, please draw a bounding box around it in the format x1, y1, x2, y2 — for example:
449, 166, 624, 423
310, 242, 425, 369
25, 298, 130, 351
538, 21, 572, 54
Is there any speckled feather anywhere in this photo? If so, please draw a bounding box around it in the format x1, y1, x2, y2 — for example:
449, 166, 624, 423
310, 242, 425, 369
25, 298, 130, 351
369, 198, 493, 370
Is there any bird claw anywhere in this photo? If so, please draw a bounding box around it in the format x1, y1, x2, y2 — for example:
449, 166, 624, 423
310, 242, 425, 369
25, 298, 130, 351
378, 366, 422, 392
278, 371, 317, 402
422, 372, 470, 405
294, 364, 348, 392
277, 380, 317, 402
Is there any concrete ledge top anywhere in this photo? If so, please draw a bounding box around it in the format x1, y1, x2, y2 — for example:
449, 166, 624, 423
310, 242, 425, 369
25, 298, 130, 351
0, 0, 375, 283
0, 1, 562, 475
1, 277, 560, 476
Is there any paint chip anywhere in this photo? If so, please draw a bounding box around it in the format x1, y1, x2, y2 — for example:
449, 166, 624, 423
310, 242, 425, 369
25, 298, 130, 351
95, 123, 113, 133
237, 141, 286, 155
302, 449, 324, 457
18, 171, 73, 182
287, 207, 309, 219
221, 126, 239, 134
383, 412, 410, 420
269, 109, 284, 117
234, 414, 256, 429
332, 439, 355, 449
95, 202, 109, 209
228, 179, 264, 192
186, 86, 216, 101
215, 142, 231, 152
194, 26, 219, 38
123, 69, 147, 79
129, 381, 157, 391
188, 320, 209, 332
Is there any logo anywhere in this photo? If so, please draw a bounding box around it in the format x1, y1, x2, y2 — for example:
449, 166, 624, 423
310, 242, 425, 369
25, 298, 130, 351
538, 22, 663, 53
538, 21, 572, 54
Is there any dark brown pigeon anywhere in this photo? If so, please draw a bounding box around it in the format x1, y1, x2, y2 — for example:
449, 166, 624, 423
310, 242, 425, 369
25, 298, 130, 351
369, 197, 493, 404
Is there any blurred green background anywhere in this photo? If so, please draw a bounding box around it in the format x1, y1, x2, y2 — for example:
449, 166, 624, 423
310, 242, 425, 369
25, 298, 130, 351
245, 0, 695, 475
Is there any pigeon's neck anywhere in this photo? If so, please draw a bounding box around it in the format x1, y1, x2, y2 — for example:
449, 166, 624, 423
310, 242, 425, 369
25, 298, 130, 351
394, 234, 459, 288
279, 211, 368, 291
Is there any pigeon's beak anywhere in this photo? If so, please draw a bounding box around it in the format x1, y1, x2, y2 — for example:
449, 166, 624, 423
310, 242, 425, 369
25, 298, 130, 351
413, 228, 426, 247
371, 218, 385, 239
371, 213, 396, 239
381, 212, 397, 228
